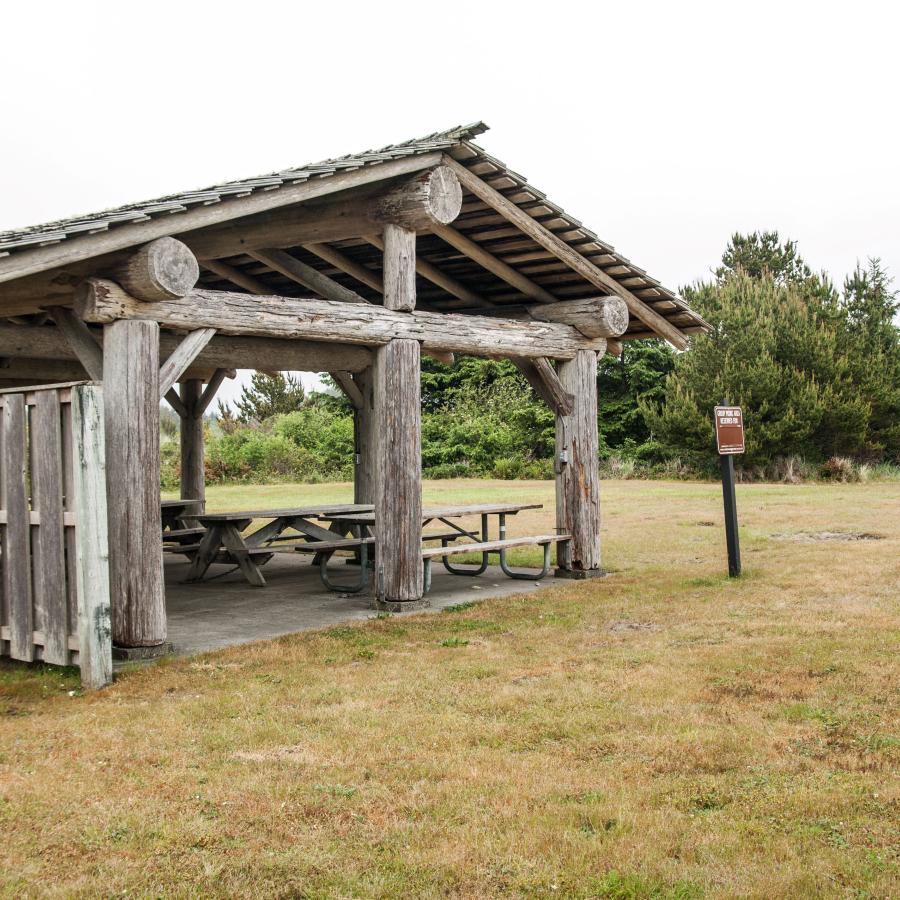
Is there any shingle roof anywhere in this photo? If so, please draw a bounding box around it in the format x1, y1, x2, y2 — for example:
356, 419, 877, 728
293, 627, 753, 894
0, 122, 707, 339
0, 123, 489, 257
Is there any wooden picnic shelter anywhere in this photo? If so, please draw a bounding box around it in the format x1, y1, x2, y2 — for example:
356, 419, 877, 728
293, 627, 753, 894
0, 122, 708, 654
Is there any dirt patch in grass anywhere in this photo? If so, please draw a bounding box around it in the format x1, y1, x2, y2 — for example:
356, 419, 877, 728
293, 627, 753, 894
773, 530, 885, 542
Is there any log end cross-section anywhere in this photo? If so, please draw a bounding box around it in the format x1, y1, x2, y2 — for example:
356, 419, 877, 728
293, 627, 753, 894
107, 237, 200, 302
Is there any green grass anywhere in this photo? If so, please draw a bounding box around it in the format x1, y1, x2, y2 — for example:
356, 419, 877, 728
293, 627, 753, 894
1, 478, 898, 897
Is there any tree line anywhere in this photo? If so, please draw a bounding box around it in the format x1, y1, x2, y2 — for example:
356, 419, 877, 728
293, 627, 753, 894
161, 233, 900, 486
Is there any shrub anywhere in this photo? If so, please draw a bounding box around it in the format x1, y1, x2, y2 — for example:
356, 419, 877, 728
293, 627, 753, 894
822, 456, 856, 482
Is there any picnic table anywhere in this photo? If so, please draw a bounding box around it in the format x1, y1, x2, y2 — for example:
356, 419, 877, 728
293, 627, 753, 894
321, 502, 557, 587
179, 504, 373, 587
161, 498, 203, 531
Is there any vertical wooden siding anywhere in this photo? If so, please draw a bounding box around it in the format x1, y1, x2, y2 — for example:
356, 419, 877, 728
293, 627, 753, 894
0, 383, 112, 686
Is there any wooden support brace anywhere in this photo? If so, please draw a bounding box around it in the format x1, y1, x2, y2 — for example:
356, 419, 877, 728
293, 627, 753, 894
47, 307, 104, 380
513, 356, 575, 416
158, 328, 216, 397
330, 371, 364, 409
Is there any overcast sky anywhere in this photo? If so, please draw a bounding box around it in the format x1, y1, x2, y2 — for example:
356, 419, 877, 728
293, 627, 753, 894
3, 0, 897, 404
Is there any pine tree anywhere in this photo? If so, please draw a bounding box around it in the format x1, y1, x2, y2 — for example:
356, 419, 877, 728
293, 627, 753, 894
234, 372, 306, 423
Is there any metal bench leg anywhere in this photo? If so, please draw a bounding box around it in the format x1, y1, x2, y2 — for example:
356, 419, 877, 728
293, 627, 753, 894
423, 558, 432, 594
441, 537, 490, 576
319, 542, 370, 594
499, 541, 552, 580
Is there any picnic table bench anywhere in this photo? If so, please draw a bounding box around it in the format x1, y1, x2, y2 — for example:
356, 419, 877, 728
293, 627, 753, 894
321, 503, 570, 593
170, 504, 374, 588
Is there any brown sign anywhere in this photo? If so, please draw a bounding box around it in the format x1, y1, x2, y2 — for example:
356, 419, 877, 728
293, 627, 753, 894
714, 406, 745, 455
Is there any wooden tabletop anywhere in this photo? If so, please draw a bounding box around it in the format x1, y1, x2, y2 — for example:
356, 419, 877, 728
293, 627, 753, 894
161, 499, 202, 509
323, 503, 542, 525
196, 503, 373, 522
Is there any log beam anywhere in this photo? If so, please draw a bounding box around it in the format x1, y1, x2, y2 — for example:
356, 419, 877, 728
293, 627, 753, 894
442, 155, 689, 349
76, 279, 605, 360
555, 349, 602, 577
106, 238, 199, 302
0, 321, 373, 374
530, 296, 629, 339
184, 165, 462, 261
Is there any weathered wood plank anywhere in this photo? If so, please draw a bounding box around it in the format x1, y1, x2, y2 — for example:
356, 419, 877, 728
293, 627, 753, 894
382, 225, 416, 312
30, 390, 68, 665
374, 339, 423, 604
77, 280, 607, 361
70, 384, 112, 688
158, 328, 216, 397
103, 320, 166, 647
443, 155, 689, 349
555, 350, 602, 575
2, 394, 32, 660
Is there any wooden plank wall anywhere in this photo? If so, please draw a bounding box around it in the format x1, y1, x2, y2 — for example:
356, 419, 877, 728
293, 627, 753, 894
0, 383, 112, 686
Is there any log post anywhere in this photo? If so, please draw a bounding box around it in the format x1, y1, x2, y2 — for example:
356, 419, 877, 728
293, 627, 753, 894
179, 379, 206, 511
555, 349, 603, 578
353, 368, 376, 505
103, 319, 166, 646
374, 339, 423, 606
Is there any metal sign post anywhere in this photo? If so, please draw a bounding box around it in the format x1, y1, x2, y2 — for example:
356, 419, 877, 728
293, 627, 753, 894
714, 406, 745, 577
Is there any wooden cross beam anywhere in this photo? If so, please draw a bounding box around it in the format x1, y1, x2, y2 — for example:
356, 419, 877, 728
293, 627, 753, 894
76, 279, 608, 361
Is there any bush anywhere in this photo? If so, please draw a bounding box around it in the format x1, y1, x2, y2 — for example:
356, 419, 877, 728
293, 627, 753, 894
822, 456, 857, 482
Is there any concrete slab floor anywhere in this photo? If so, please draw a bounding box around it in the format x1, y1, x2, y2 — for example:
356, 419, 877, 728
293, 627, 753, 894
164, 551, 560, 656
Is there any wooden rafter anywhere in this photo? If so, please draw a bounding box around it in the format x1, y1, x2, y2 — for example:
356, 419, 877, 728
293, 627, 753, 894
203, 259, 272, 295
249, 249, 368, 305
363, 235, 488, 308
431, 222, 556, 304
302, 243, 383, 294
442, 155, 689, 350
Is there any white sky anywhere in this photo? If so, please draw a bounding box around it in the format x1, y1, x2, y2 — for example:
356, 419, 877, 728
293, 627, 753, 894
2, 0, 897, 405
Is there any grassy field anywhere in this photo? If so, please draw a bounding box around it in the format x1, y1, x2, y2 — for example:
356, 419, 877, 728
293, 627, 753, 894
1, 479, 898, 898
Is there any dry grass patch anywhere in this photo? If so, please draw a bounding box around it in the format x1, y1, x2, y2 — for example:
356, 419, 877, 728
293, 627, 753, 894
1, 479, 898, 897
